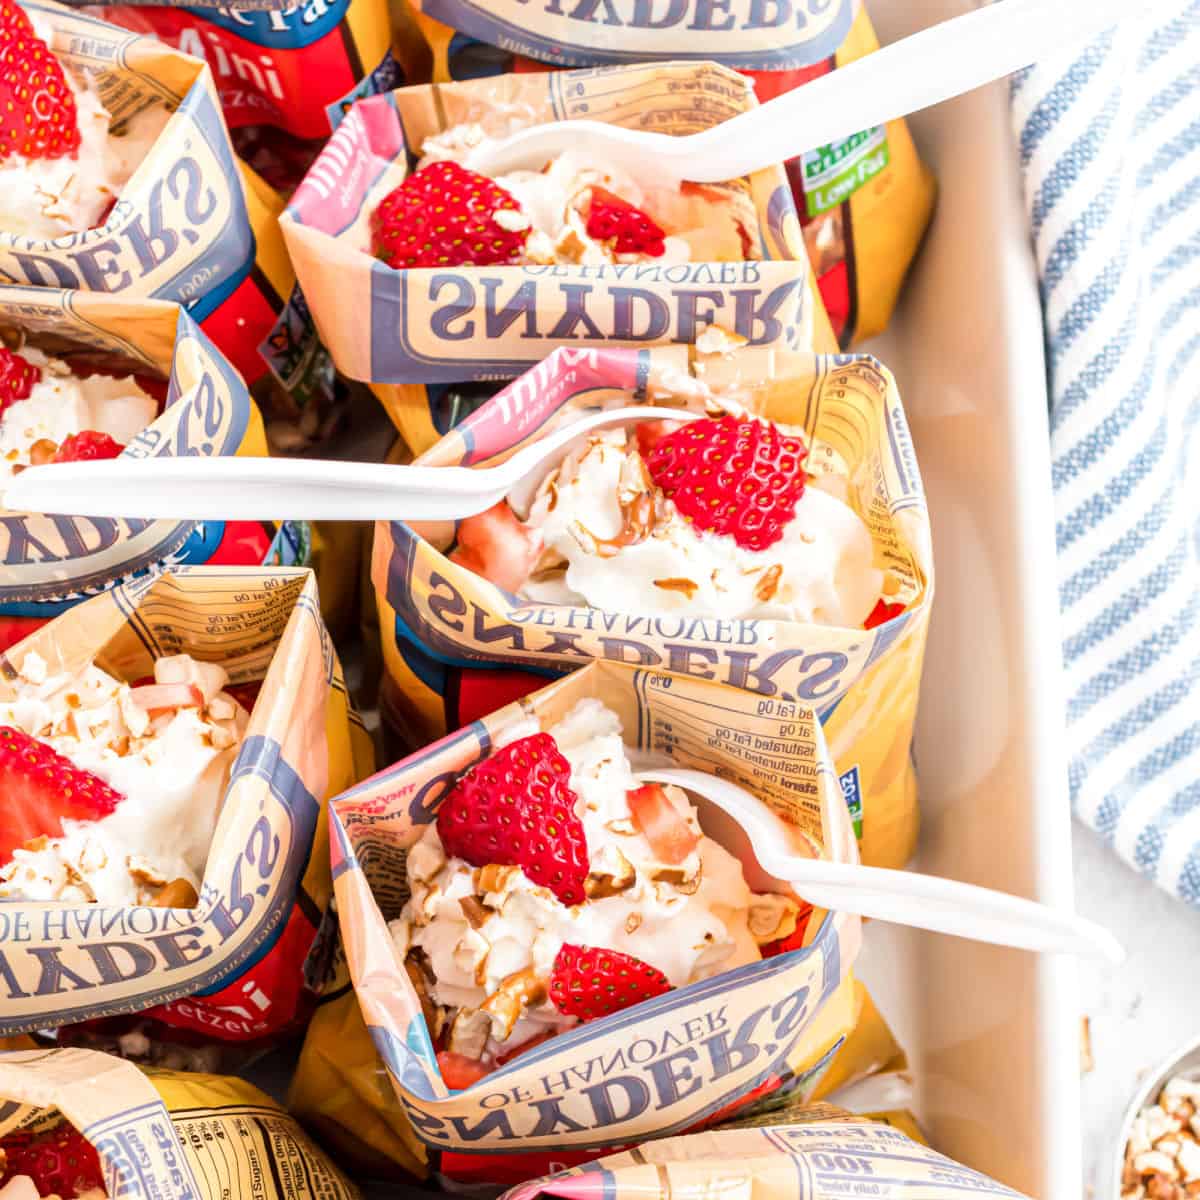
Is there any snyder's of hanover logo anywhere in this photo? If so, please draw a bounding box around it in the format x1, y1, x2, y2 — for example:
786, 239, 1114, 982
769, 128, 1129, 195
418, 265, 807, 351
403, 979, 818, 1146
405, 568, 857, 708
451, 0, 847, 34
0, 156, 224, 298
0, 811, 282, 1024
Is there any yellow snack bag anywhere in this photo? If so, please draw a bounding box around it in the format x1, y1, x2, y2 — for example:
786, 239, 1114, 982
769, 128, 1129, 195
7, 2, 341, 451
0, 1047, 360, 1199
280, 60, 836, 454
371, 344, 932, 868
328, 659, 863, 1186
0, 566, 373, 1043
408, 1, 935, 348
498, 1110, 1030, 1200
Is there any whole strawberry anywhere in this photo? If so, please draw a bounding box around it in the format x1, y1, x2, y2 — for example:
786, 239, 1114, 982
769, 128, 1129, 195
585, 187, 666, 257
645, 414, 809, 552
0, 6, 81, 161
1, 1123, 105, 1199
0, 346, 39, 417
549, 943, 672, 1021
436, 732, 588, 906
0, 725, 124, 864
371, 161, 529, 270
53, 430, 124, 462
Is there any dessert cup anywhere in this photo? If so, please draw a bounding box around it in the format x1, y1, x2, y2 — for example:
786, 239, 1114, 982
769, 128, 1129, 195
2, 2, 337, 453
280, 59, 837, 453
328, 659, 863, 1179
0, 565, 374, 1042
371, 343, 932, 868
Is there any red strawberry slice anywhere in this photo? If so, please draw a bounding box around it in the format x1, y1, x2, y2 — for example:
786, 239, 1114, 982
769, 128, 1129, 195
0, 726, 124, 864
436, 732, 588, 906
0, 1, 34, 35
449, 499, 543, 594
0, 14, 81, 161
585, 187, 666, 257
864, 599, 905, 630
53, 431, 124, 462
370, 161, 529, 270
1, 1122, 104, 1199
549, 944, 672, 1021
633, 418, 680, 459
0, 346, 39, 417
437, 1051, 490, 1090
644, 414, 809, 552
627, 783, 698, 865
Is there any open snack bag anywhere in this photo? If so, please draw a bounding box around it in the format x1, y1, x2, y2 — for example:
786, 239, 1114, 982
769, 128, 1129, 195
280, 59, 836, 453
0, 1047, 360, 1199
328, 659, 863, 1185
497, 1105, 1031, 1200
4, 1, 339, 452
408, 1, 935, 349
371, 344, 932, 868
0, 566, 374, 1044
98, 0, 418, 196
0, 287, 307, 652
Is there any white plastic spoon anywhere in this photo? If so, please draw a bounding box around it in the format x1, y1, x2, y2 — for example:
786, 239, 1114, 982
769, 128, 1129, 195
636, 766, 1124, 963
466, 0, 1143, 183
1, 406, 692, 522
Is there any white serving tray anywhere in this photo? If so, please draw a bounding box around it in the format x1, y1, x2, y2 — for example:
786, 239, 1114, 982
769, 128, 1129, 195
854, 2, 1080, 1196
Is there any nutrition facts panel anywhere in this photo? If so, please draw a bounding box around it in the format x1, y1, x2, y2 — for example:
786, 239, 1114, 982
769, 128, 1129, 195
171, 1105, 357, 1200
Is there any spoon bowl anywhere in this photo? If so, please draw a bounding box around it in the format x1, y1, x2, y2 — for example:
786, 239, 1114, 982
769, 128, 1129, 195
636, 765, 1125, 963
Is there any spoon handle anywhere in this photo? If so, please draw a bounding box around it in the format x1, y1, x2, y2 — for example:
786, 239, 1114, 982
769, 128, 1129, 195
792, 868, 1123, 963
682, 0, 1139, 182
1, 456, 492, 522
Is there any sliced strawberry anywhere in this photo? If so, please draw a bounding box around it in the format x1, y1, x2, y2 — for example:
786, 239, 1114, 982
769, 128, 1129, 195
585, 187, 666, 257
864, 599, 905, 630
0, 1, 35, 35
128, 682, 204, 713
627, 783, 698, 865
549, 944, 672, 1022
437, 1051, 491, 1090
0, 727, 123, 864
0, 346, 39, 417
633, 418, 680, 459
0, 1122, 104, 1199
760, 902, 815, 958
0, 14, 80, 161
436, 732, 588, 906
371, 161, 529, 270
645, 414, 809, 552
449, 500, 543, 594
53, 431, 124, 462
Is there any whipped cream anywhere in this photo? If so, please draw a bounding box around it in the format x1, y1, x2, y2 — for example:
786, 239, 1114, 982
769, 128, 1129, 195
0, 347, 158, 487
521, 427, 882, 626
391, 700, 796, 1057
0, 14, 163, 240
0, 651, 249, 905
416, 122, 750, 267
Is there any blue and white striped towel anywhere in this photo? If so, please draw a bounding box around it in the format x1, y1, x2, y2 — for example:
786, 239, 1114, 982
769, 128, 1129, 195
1011, 1, 1200, 902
